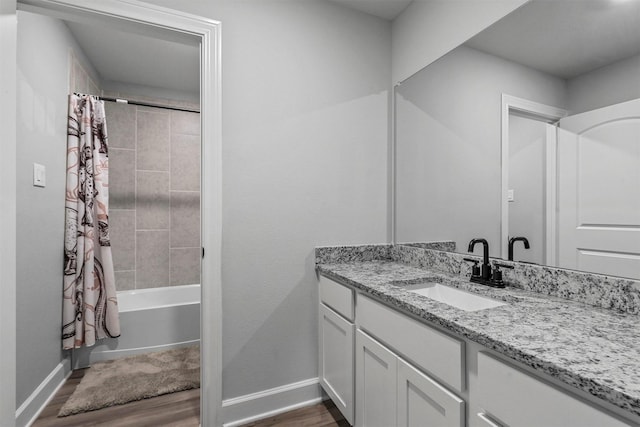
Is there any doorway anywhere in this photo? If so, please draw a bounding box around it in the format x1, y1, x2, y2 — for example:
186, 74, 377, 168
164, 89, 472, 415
8, 1, 221, 425
501, 94, 567, 263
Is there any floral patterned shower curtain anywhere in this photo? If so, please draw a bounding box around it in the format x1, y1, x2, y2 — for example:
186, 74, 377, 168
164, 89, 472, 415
62, 94, 120, 350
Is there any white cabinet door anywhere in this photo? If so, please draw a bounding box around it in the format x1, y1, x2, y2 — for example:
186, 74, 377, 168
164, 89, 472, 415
319, 304, 354, 425
476, 412, 503, 427
477, 352, 633, 427
557, 98, 640, 279
397, 358, 465, 427
355, 330, 397, 427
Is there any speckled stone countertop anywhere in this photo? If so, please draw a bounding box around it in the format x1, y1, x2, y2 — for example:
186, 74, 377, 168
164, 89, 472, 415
317, 258, 640, 419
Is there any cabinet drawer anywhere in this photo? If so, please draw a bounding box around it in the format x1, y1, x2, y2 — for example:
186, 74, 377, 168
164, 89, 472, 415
319, 275, 354, 321
477, 352, 633, 427
357, 295, 464, 392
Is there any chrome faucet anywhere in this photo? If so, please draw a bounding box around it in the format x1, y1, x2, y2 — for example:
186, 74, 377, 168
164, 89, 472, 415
508, 236, 530, 261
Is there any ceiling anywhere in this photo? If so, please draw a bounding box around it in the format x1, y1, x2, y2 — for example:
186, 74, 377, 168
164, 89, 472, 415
64, 0, 409, 96
65, 20, 200, 95
64, 0, 411, 97
65, 0, 640, 93
465, 0, 640, 79
327, 0, 413, 20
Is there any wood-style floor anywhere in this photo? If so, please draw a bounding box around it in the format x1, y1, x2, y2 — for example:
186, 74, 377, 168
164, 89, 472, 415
33, 368, 200, 427
34, 368, 348, 427
239, 401, 349, 427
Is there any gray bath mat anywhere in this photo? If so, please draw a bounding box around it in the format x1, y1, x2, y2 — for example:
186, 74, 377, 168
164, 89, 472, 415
58, 345, 200, 417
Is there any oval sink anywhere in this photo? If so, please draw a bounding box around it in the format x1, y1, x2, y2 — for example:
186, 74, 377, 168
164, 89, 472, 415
404, 282, 506, 312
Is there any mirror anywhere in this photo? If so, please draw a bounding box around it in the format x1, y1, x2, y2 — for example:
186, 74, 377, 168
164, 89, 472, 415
394, 0, 640, 280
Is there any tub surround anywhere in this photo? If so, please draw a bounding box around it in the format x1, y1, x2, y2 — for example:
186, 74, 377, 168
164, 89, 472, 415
315, 243, 640, 419
107, 96, 201, 292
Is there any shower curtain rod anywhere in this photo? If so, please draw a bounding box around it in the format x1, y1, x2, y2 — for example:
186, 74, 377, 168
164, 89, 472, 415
97, 96, 200, 114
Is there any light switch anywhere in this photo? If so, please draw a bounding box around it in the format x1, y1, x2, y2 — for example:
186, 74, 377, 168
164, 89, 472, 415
507, 189, 514, 202
33, 163, 46, 187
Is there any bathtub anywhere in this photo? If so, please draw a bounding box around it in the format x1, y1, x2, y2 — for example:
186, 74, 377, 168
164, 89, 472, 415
72, 284, 201, 369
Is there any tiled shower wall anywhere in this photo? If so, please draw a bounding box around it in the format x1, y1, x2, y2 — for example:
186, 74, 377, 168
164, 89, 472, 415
107, 101, 201, 291
68, 50, 100, 96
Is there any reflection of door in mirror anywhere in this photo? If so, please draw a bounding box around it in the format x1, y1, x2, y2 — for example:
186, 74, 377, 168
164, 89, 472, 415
557, 98, 640, 280
501, 95, 566, 264
508, 114, 551, 265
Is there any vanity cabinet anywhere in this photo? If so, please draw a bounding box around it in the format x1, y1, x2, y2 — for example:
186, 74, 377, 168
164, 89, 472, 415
318, 276, 355, 425
318, 274, 637, 427
319, 277, 465, 426
476, 352, 634, 427
355, 329, 465, 427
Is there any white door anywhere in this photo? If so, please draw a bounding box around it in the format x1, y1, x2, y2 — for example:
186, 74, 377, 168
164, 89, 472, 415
355, 330, 397, 427
397, 358, 464, 427
319, 304, 354, 425
557, 98, 640, 279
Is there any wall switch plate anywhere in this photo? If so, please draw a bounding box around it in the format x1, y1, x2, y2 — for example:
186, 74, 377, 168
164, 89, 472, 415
33, 163, 46, 187
507, 189, 514, 202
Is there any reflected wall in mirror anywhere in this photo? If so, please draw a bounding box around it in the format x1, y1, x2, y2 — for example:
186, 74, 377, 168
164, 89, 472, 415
501, 95, 566, 266
394, 0, 640, 280
507, 111, 553, 265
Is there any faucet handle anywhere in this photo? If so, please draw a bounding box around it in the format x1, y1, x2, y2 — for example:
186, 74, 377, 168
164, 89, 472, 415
463, 258, 481, 277
493, 261, 514, 270
490, 262, 513, 288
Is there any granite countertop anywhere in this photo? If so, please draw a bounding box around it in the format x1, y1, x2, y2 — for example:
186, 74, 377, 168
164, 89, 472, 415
317, 259, 640, 419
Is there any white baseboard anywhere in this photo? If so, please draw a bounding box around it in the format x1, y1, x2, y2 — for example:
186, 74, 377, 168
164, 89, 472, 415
16, 358, 71, 427
222, 377, 325, 427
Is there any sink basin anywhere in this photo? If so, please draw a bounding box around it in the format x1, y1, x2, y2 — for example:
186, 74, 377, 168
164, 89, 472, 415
404, 282, 506, 312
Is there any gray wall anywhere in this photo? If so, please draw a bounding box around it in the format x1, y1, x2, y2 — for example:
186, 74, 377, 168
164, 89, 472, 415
107, 100, 201, 291
567, 52, 640, 115
15, 10, 99, 407
395, 45, 567, 257
143, 0, 391, 400
218, 0, 390, 401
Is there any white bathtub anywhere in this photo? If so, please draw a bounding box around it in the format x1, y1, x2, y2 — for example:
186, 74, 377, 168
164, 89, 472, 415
72, 284, 201, 369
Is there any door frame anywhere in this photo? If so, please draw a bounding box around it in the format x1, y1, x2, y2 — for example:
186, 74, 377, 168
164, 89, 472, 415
501, 94, 566, 262
0, 0, 18, 425
6, 1, 222, 425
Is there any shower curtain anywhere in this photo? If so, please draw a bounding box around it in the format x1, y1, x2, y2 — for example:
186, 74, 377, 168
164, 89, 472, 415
62, 94, 120, 350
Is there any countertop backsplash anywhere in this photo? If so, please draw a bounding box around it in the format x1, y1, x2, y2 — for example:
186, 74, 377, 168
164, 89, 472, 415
316, 242, 640, 315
